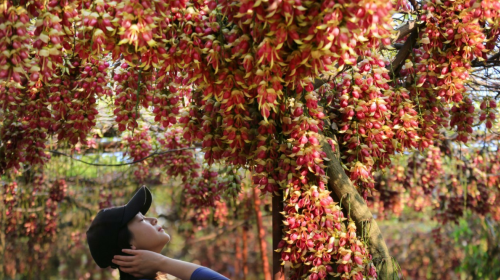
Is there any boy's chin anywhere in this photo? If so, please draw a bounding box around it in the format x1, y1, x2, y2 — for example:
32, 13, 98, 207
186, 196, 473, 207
160, 234, 170, 245
164, 234, 171, 244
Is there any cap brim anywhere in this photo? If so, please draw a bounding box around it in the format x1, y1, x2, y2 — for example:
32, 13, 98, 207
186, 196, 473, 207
121, 186, 152, 226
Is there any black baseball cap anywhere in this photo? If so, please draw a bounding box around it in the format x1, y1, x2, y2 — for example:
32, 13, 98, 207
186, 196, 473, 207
86, 186, 153, 268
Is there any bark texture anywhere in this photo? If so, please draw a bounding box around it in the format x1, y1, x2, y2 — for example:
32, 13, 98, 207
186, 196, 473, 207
392, 21, 416, 43
322, 142, 395, 279
387, 25, 422, 77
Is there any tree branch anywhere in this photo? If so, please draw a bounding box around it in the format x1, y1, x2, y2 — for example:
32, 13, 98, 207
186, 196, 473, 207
392, 21, 417, 43
471, 52, 500, 67
311, 21, 423, 84
388, 25, 422, 77
408, 0, 419, 11
312, 21, 421, 88
186, 219, 266, 244
392, 43, 405, 50
313, 77, 327, 90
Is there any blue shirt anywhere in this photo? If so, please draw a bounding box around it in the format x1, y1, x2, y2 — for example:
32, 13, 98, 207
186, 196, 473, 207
139, 266, 229, 280
190, 267, 229, 280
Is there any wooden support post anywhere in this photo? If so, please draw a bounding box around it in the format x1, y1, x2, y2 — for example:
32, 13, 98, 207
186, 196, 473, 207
253, 187, 272, 280
242, 223, 249, 280
234, 228, 241, 280
272, 190, 284, 280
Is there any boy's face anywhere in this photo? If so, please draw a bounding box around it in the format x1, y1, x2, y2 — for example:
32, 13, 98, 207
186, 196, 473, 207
127, 212, 170, 253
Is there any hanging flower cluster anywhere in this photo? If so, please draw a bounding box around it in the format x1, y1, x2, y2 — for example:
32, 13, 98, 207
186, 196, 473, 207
98, 188, 113, 209
2, 182, 20, 237
334, 220, 378, 280
369, 164, 406, 219
403, 0, 496, 145
479, 97, 497, 130
76, 0, 116, 60
2, 173, 65, 244
401, 148, 442, 212
123, 127, 152, 181
151, 126, 200, 181
0, 5, 42, 168
0, 173, 67, 277
0, 85, 52, 172
181, 166, 242, 233
0, 1, 109, 171
388, 87, 420, 152
49, 179, 67, 202
151, 75, 186, 129
212, 200, 229, 227
479, 0, 500, 52
113, 65, 153, 132
371, 145, 500, 224
43, 198, 58, 237
450, 97, 475, 143
418, 0, 486, 103
0, 5, 31, 83
184, 168, 229, 208
275, 91, 376, 280
434, 148, 500, 224
51, 57, 111, 145
398, 49, 449, 151
333, 53, 394, 194
30, 0, 77, 83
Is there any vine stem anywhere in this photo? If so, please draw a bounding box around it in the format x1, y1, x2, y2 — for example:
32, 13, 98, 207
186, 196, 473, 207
49, 147, 197, 166
132, 64, 143, 136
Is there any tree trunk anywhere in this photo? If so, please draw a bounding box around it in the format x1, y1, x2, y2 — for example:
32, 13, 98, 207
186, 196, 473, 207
322, 142, 395, 279
242, 224, 249, 280
272, 190, 285, 280
252, 187, 272, 280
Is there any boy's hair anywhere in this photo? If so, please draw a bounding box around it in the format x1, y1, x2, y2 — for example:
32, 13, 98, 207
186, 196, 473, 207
116, 225, 139, 280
